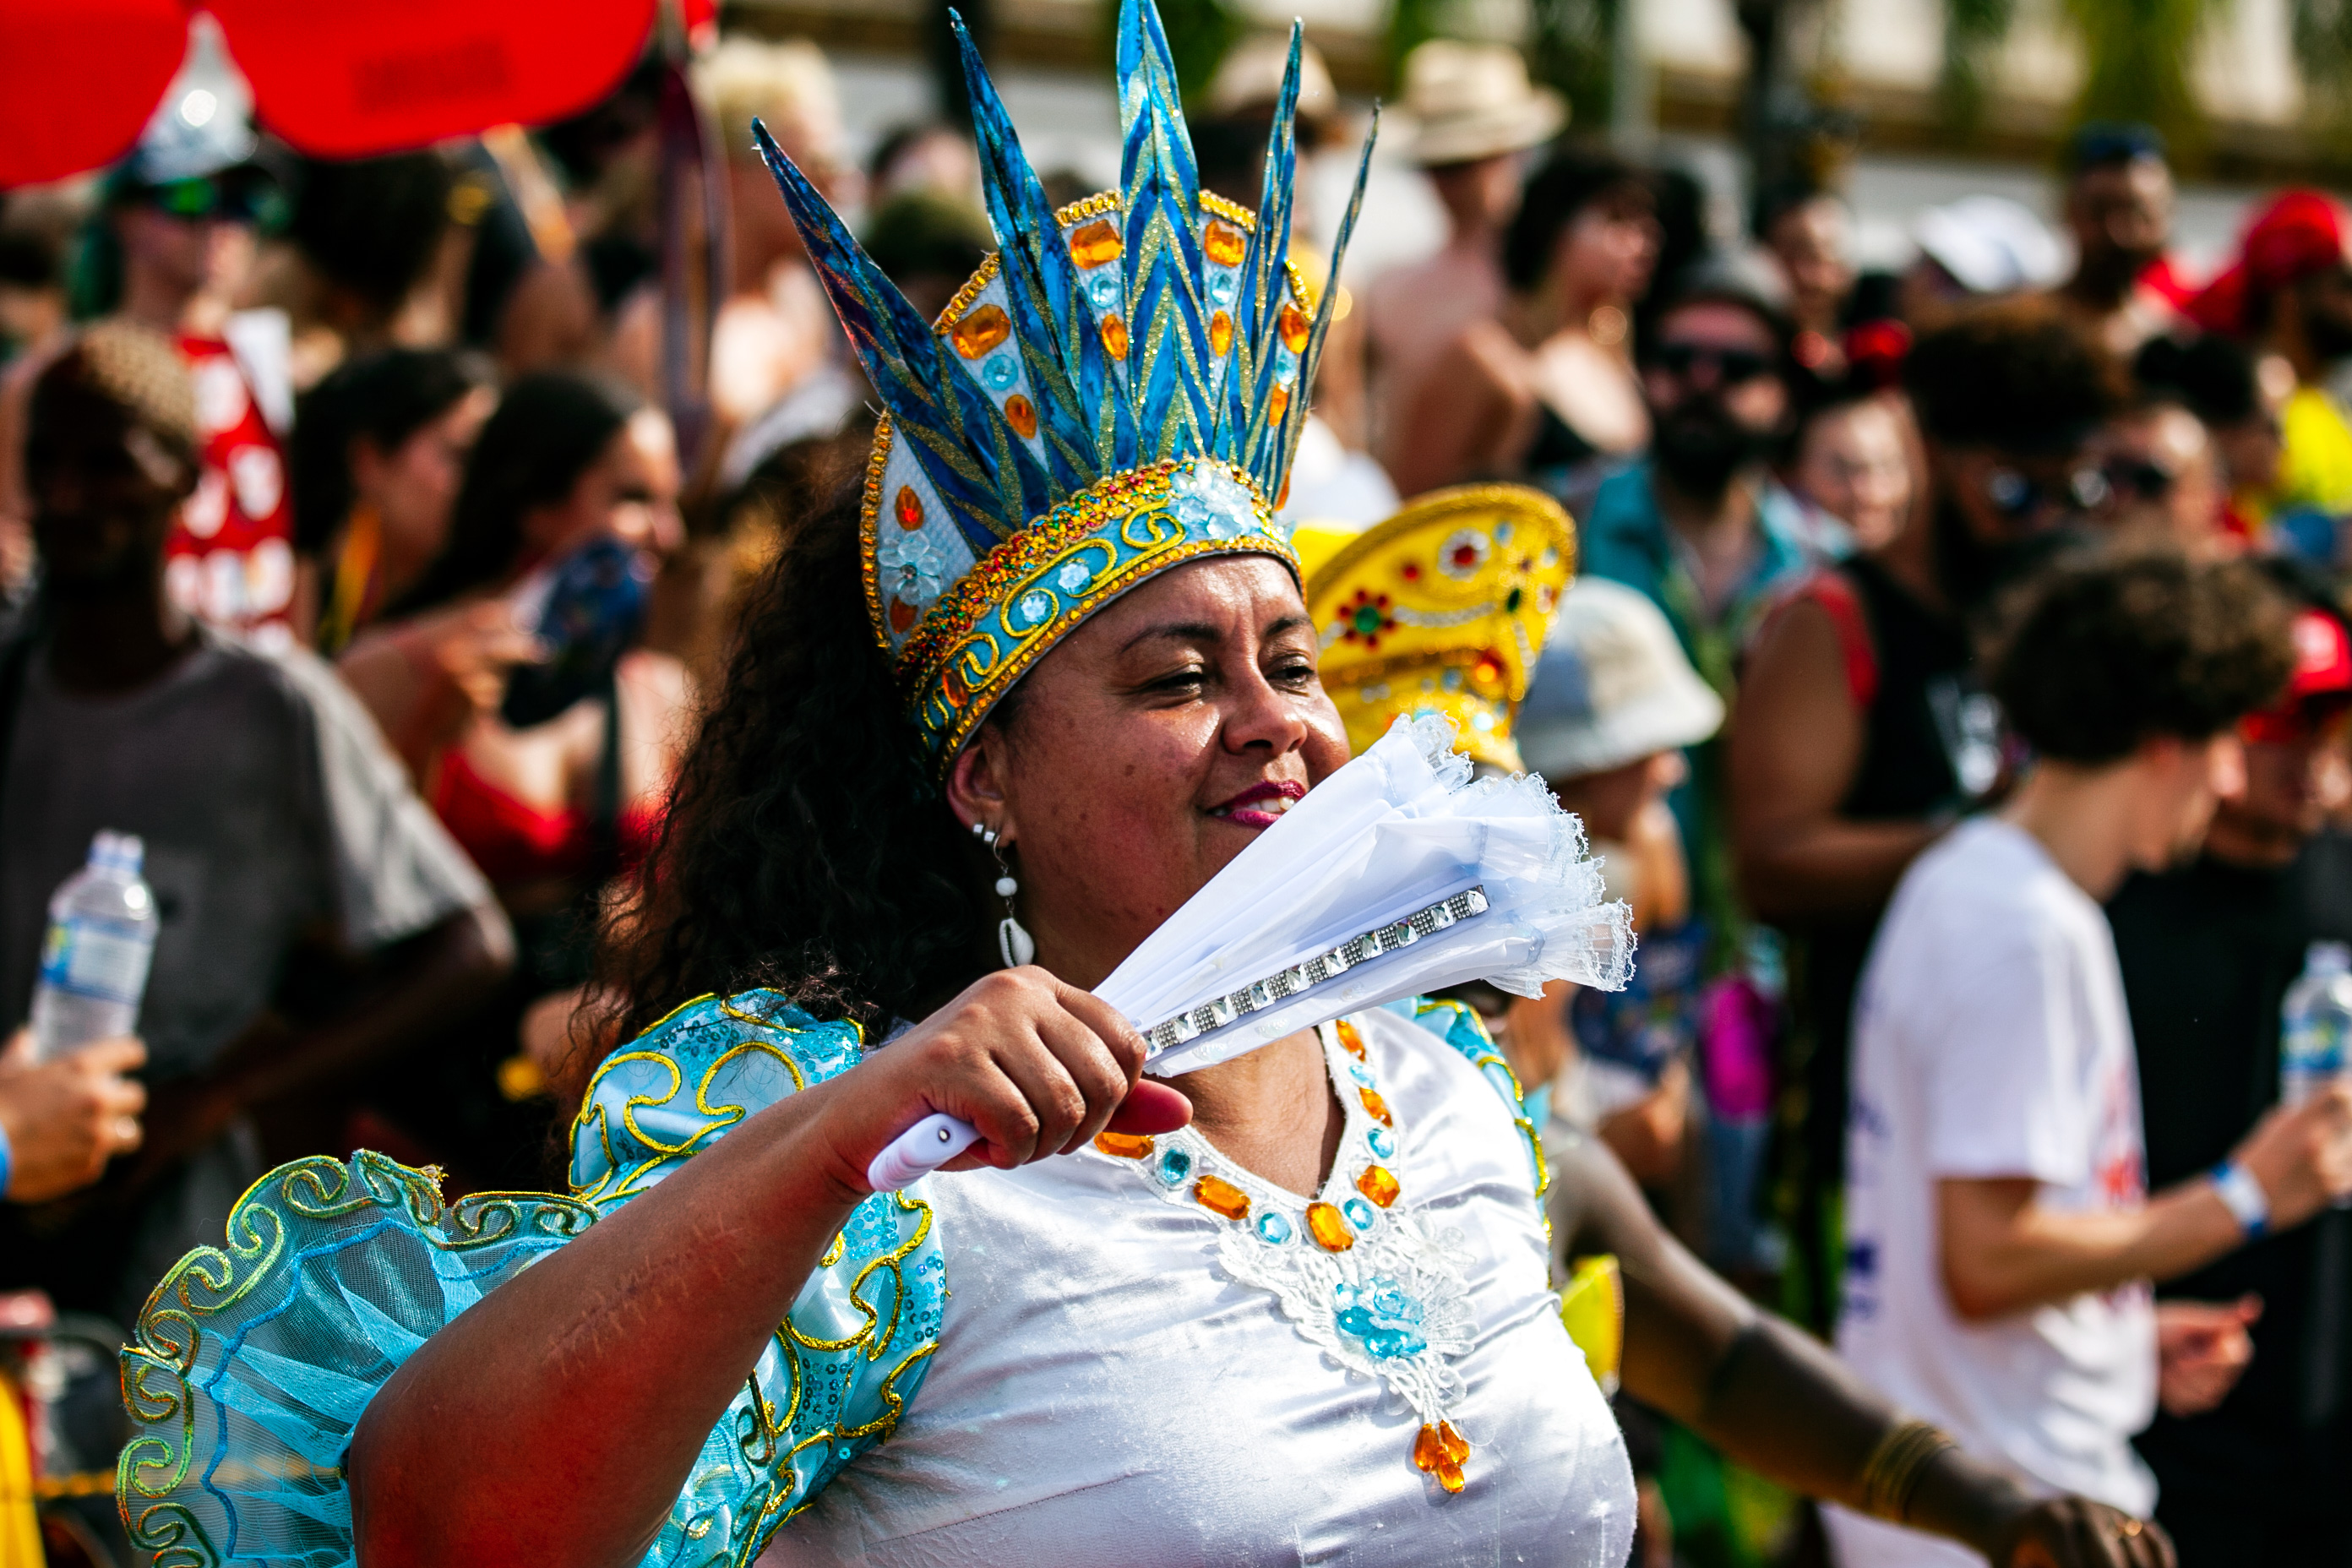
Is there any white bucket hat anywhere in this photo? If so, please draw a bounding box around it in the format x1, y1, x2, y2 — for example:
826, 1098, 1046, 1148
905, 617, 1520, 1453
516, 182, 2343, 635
1516, 579, 1725, 779
1398, 41, 1566, 167
1910, 194, 2066, 296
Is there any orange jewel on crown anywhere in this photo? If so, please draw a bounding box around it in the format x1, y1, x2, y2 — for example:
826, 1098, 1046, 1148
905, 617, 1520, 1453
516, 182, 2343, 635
1210, 309, 1233, 357
1203, 220, 1246, 267
1004, 393, 1038, 438
950, 302, 1010, 359
1100, 313, 1130, 357
895, 486, 924, 530
1305, 1200, 1354, 1251
1070, 219, 1123, 268
1193, 1174, 1250, 1222
1279, 301, 1310, 353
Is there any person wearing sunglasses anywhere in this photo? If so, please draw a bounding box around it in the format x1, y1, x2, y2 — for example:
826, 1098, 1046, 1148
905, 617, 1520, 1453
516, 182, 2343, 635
1575, 259, 1842, 1021
46, 110, 300, 651
1729, 308, 2125, 1331
2094, 396, 2229, 558
2103, 583, 2352, 1566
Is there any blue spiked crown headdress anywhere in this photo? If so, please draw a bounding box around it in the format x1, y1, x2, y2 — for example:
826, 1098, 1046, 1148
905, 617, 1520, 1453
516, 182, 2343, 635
755, 0, 1375, 776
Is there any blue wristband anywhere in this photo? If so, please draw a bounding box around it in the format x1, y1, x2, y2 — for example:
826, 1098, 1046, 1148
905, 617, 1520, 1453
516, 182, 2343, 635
0, 1122, 15, 1201
2211, 1158, 2268, 1239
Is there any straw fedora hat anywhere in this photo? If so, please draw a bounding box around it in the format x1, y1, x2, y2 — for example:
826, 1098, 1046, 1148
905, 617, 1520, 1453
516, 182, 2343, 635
1400, 41, 1566, 167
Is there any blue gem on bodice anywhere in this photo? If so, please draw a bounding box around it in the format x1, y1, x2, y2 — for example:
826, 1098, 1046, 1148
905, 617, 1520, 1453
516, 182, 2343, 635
1157, 1146, 1193, 1186
1334, 1275, 1429, 1359
1367, 1125, 1396, 1160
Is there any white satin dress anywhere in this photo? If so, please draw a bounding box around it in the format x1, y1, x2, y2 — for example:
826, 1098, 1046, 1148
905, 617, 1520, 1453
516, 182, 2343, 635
760, 1006, 1636, 1568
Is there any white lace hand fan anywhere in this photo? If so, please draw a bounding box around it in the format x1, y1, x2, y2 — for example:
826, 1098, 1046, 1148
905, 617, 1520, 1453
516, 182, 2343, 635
866, 716, 1636, 1190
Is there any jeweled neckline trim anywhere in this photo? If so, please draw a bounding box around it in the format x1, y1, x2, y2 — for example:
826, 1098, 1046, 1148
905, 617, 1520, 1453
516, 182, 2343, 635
1092, 1015, 1478, 1493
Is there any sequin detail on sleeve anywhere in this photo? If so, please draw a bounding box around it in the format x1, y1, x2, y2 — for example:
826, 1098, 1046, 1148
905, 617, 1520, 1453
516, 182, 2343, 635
113, 990, 946, 1567
569, 992, 947, 1555
1391, 995, 1548, 1200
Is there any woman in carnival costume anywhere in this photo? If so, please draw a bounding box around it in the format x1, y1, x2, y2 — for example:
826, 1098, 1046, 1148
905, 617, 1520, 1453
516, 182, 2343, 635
117, 11, 2170, 1566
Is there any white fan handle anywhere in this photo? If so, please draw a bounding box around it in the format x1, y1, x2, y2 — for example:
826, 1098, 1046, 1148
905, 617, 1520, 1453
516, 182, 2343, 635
865, 1112, 981, 1192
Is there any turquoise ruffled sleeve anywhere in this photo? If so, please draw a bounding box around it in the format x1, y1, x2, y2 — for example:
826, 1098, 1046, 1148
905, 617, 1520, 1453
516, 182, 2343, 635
1388, 995, 1549, 1200
117, 989, 946, 1566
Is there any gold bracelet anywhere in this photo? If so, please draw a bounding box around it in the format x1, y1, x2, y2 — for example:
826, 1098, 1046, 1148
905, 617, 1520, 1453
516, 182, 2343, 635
1859, 1418, 1959, 1524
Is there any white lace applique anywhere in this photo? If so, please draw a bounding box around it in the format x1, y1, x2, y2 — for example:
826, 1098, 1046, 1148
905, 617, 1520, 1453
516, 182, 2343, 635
1095, 1017, 1483, 1491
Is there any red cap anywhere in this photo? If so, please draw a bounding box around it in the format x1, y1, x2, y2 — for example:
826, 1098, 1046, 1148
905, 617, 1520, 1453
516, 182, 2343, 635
2183, 191, 2349, 337
2286, 609, 2352, 700
2243, 609, 2352, 742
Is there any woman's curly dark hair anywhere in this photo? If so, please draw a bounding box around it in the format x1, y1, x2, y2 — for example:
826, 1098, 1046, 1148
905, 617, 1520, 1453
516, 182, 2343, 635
594, 482, 998, 1051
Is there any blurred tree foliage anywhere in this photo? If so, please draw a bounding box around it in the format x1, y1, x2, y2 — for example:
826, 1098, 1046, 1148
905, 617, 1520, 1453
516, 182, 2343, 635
1386, 0, 1614, 119
1941, 0, 2224, 155
2065, 0, 2217, 154
1936, 0, 2014, 128
2294, 0, 2352, 130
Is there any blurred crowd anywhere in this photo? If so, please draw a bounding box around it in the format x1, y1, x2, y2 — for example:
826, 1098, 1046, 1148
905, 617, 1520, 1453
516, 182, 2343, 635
5, 19, 2352, 1568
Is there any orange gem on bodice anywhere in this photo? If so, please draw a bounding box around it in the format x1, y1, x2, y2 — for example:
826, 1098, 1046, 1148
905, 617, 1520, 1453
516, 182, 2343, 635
1094, 1131, 1154, 1159
1335, 1019, 1366, 1059
1358, 1086, 1393, 1127
1193, 1173, 1250, 1221
1413, 1422, 1470, 1493
895, 485, 923, 530
1356, 1164, 1400, 1207
1305, 1200, 1354, 1251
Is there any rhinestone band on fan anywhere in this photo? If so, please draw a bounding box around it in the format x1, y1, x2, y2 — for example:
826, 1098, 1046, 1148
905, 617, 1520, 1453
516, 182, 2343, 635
1141, 887, 1490, 1055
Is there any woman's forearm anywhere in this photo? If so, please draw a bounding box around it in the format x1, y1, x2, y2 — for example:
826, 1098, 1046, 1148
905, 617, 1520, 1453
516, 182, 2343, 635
1673, 1315, 2039, 1559
347, 1078, 868, 1568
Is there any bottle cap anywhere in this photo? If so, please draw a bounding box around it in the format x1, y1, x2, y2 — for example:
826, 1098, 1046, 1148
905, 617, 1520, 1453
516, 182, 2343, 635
90, 830, 145, 877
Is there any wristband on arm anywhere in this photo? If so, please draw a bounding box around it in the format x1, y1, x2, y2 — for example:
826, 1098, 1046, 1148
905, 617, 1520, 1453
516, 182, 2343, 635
0, 1122, 14, 1200
1859, 1418, 1958, 1524
2210, 1159, 2268, 1238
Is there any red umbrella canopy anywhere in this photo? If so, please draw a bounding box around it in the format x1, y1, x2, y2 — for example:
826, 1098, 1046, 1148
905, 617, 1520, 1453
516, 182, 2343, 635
0, 0, 659, 188
0, 0, 189, 188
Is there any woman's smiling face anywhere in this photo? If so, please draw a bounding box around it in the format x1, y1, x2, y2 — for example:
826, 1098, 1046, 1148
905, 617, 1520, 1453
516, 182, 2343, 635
947, 554, 1351, 990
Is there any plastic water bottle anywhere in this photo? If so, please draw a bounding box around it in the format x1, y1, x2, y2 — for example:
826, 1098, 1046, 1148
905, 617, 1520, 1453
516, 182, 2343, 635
27, 832, 158, 1061
2282, 941, 2352, 1107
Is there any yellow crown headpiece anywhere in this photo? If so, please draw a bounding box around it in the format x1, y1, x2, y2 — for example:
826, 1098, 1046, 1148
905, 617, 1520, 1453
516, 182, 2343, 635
1299, 485, 1576, 770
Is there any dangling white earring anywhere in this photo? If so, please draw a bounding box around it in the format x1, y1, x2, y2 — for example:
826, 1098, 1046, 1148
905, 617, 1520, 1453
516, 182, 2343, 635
981, 824, 1036, 967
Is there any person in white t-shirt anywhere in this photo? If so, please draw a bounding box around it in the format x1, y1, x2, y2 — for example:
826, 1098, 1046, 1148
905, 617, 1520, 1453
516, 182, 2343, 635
1829, 551, 2352, 1568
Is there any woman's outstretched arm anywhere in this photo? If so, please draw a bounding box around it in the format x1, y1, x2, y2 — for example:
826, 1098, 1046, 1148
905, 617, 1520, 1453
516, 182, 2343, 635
347, 970, 1162, 1568
1549, 1133, 2172, 1568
